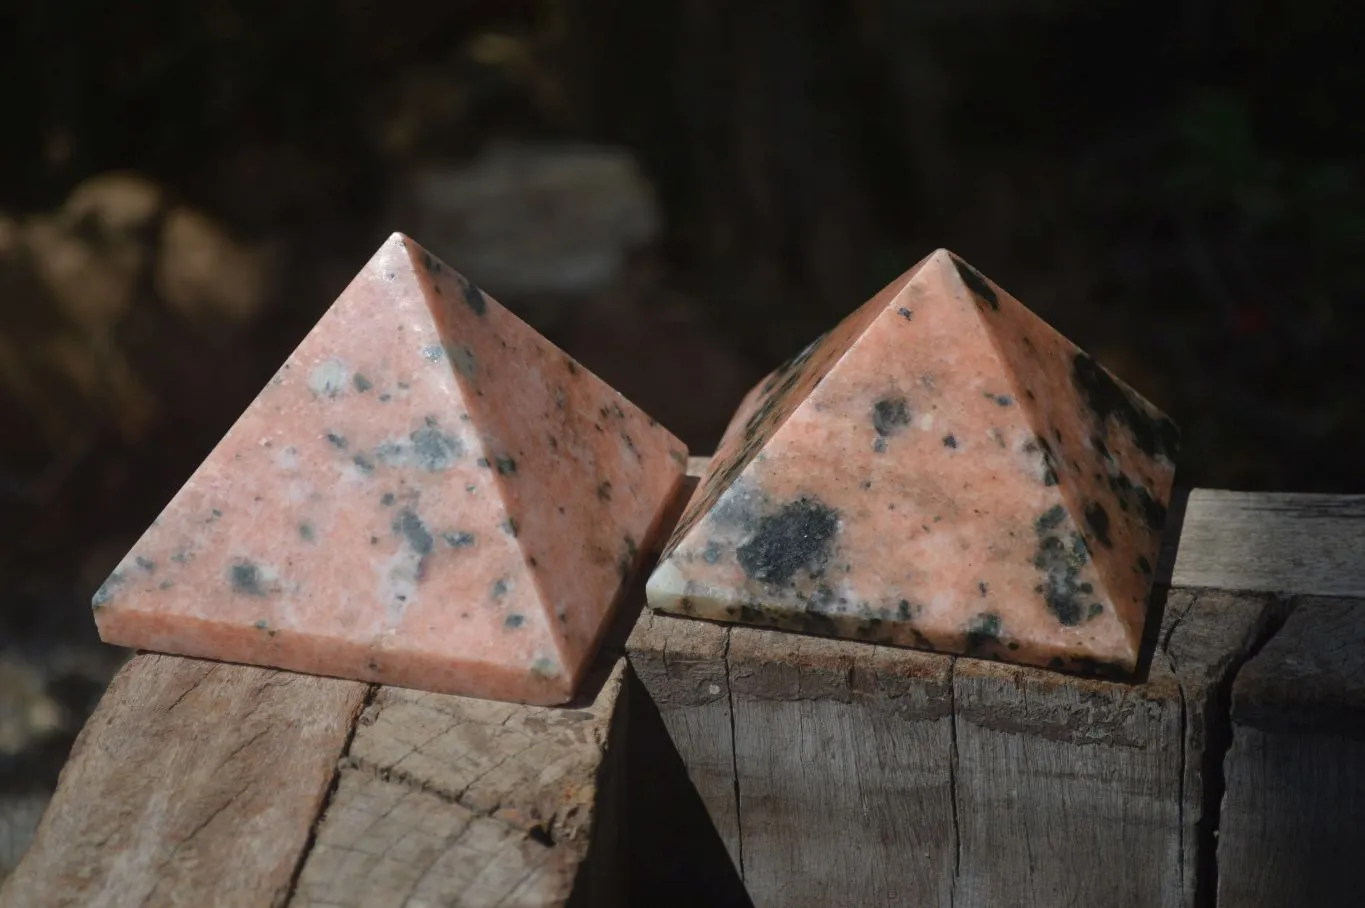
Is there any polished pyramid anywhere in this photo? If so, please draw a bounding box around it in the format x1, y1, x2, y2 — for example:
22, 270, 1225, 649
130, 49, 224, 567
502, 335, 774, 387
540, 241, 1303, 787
93, 232, 687, 705
647, 249, 1179, 676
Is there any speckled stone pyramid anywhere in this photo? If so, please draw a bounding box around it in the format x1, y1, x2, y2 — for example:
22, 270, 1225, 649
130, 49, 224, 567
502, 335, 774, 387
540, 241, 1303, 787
92, 232, 687, 705
647, 249, 1179, 676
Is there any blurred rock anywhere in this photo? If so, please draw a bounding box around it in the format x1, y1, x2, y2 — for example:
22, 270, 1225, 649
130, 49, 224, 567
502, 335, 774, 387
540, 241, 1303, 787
155, 206, 273, 327
0, 656, 62, 757
394, 142, 661, 301
0, 171, 274, 480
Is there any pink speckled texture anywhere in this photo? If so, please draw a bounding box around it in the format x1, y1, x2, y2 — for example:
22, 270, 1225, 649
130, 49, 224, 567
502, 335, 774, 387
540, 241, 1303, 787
648, 249, 1179, 676
93, 232, 687, 705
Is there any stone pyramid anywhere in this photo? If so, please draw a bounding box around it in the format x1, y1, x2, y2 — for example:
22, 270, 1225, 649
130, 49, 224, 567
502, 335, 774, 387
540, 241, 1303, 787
93, 233, 687, 705
647, 249, 1179, 676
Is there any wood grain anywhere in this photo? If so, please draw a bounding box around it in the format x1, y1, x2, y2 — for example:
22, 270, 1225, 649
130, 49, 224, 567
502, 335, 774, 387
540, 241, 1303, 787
628, 590, 1282, 908
953, 589, 1277, 908
728, 626, 956, 908
290, 659, 629, 908
624, 608, 740, 872
1216, 596, 1365, 908
1167, 490, 1365, 597
0, 654, 368, 908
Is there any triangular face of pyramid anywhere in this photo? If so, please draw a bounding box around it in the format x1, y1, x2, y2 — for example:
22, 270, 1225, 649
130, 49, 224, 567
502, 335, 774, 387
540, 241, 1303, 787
648, 250, 1178, 676
93, 233, 687, 705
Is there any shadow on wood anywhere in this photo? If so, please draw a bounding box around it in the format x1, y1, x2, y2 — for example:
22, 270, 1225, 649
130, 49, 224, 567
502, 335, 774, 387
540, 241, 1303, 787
621, 669, 752, 908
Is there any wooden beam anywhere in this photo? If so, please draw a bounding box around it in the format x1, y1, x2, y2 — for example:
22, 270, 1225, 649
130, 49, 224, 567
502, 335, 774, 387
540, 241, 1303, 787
629, 590, 1279, 907
0, 652, 640, 908
0, 655, 369, 908
290, 658, 630, 908
1216, 596, 1365, 908
1167, 491, 1365, 597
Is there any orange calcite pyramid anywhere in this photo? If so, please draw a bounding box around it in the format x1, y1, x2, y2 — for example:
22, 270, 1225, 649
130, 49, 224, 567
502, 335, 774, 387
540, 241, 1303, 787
93, 233, 687, 705
647, 250, 1179, 676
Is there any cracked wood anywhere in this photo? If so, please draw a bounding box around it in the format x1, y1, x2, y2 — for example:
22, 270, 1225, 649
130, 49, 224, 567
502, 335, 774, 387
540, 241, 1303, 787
629, 592, 1279, 908
288, 658, 629, 908
1217, 596, 1365, 908
0, 654, 368, 908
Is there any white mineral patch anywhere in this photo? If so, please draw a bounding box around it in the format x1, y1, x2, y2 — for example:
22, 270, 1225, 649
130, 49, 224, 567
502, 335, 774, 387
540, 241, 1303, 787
379, 549, 423, 625
308, 357, 350, 398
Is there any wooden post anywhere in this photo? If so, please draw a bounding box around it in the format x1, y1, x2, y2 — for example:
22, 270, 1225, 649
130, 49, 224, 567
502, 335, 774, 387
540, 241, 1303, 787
627, 461, 1365, 907
1216, 595, 1365, 908
0, 654, 634, 908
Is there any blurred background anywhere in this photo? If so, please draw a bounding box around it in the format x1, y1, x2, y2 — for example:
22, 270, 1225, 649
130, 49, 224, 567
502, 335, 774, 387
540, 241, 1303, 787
2, 0, 1363, 876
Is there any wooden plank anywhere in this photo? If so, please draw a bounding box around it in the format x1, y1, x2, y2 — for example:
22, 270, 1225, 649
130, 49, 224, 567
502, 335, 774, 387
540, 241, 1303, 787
728, 627, 956, 908
625, 609, 740, 871
1216, 595, 1365, 908
1167, 491, 1365, 597
628, 590, 1281, 908
952, 589, 1277, 908
0, 654, 369, 908
290, 657, 630, 908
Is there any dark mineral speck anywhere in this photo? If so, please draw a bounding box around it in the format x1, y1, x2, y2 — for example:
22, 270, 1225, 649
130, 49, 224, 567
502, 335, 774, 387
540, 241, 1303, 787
445, 531, 475, 548
1032, 504, 1100, 626
1137, 554, 1153, 574
952, 255, 999, 310
1083, 501, 1113, 548
326, 432, 348, 450
1072, 353, 1180, 460
410, 425, 462, 471
736, 497, 840, 587
597, 481, 613, 502
492, 578, 509, 598
898, 307, 913, 320
505, 613, 525, 629
381, 493, 396, 506
353, 373, 373, 392
495, 455, 517, 476
965, 612, 1002, 653
1035, 504, 1066, 533
872, 396, 912, 437
299, 523, 316, 541
91, 571, 125, 608
979, 581, 989, 596
943, 434, 958, 449
229, 561, 269, 597
135, 556, 155, 573
392, 509, 434, 557
618, 535, 639, 580
353, 454, 375, 474
503, 517, 520, 537
458, 275, 487, 315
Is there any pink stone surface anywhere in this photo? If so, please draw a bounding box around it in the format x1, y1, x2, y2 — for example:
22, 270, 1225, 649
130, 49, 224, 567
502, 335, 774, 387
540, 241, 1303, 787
647, 249, 1179, 676
92, 232, 687, 705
